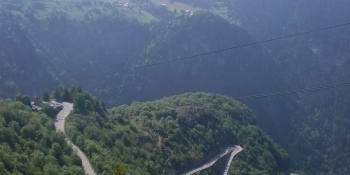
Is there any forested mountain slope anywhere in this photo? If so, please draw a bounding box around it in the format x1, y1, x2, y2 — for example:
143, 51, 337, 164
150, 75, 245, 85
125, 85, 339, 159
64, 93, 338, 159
117, 12, 280, 101
104, 12, 292, 146
66, 92, 289, 174
0, 98, 84, 175
0, 1, 153, 98
0, 2, 290, 149
229, 1, 350, 174
1, 0, 350, 174
155, 1, 350, 174
0, 9, 57, 97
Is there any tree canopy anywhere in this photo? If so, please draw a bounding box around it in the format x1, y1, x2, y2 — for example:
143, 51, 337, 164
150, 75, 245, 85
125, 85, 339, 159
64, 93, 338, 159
0, 97, 84, 174
66, 92, 289, 174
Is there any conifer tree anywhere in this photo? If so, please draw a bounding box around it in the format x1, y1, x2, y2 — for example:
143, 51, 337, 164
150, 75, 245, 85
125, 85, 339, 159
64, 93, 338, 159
42, 89, 50, 101
113, 159, 126, 175
51, 88, 60, 100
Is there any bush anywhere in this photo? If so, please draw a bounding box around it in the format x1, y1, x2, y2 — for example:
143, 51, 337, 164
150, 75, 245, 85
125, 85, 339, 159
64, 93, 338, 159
42, 103, 59, 117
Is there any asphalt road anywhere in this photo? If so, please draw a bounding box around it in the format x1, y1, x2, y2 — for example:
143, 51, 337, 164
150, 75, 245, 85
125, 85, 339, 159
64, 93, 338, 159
54, 102, 96, 175
183, 145, 242, 175
222, 145, 243, 175
54, 102, 73, 132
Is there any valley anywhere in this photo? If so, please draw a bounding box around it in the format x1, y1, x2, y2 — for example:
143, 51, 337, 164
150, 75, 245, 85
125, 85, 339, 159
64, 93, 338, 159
1, 0, 350, 174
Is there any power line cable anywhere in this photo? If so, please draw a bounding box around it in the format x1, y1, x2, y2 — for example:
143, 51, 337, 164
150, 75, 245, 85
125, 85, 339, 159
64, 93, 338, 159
235, 82, 350, 100
15, 21, 350, 94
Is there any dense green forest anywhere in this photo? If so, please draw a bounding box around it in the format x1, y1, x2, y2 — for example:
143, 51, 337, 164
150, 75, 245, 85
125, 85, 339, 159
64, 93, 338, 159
66, 92, 289, 174
229, 1, 350, 174
0, 97, 84, 175
1, 0, 350, 174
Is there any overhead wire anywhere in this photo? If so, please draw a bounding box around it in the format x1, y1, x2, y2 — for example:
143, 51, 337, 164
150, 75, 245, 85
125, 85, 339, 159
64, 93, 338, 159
234, 82, 350, 100
15, 21, 350, 94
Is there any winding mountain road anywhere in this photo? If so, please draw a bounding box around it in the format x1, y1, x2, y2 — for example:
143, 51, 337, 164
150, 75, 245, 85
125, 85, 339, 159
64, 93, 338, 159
183, 145, 242, 175
222, 145, 243, 175
55, 103, 242, 175
54, 102, 96, 175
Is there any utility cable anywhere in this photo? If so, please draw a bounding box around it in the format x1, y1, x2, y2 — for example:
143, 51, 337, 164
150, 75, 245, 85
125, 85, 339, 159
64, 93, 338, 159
235, 82, 350, 100
15, 21, 350, 93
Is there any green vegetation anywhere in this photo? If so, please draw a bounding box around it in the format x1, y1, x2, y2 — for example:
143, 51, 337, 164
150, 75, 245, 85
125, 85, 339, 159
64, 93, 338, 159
14, 95, 32, 108
1, 0, 350, 174
42, 89, 50, 101
143, 1, 350, 174
69, 85, 107, 115
50, 85, 107, 115
227, 1, 350, 174
0, 97, 84, 175
66, 92, 289, 174
113, 159, 126, 175
0, 0, 161, 23
41, 103, 61, 117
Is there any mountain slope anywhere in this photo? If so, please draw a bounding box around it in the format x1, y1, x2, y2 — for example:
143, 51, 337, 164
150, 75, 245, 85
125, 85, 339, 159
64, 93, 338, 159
0, 1, 153, 99
153, 1, 350, 174
66, 92, 289, 174
3, 1, 350, 174
229, 1, 350, 173
106, 12, 292, 147
0, 98, 84, 175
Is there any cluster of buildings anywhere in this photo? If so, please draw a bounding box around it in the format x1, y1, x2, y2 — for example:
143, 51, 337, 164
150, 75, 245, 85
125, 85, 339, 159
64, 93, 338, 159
118, 1, 132, 7
183, 10, 194, 16
117, 1, 193, 16
31, 93, 63, 111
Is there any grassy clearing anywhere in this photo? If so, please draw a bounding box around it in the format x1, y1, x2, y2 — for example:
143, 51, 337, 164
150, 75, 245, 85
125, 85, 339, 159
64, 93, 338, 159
3, 0, 232, 23
151, 0, 202, 12
5, 0, 157, 23
120, 8, 158, 23
150, 0, 232, 23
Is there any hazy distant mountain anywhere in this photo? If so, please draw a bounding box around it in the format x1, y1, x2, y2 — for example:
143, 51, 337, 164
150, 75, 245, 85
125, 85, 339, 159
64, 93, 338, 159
1, 0, 350, 174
